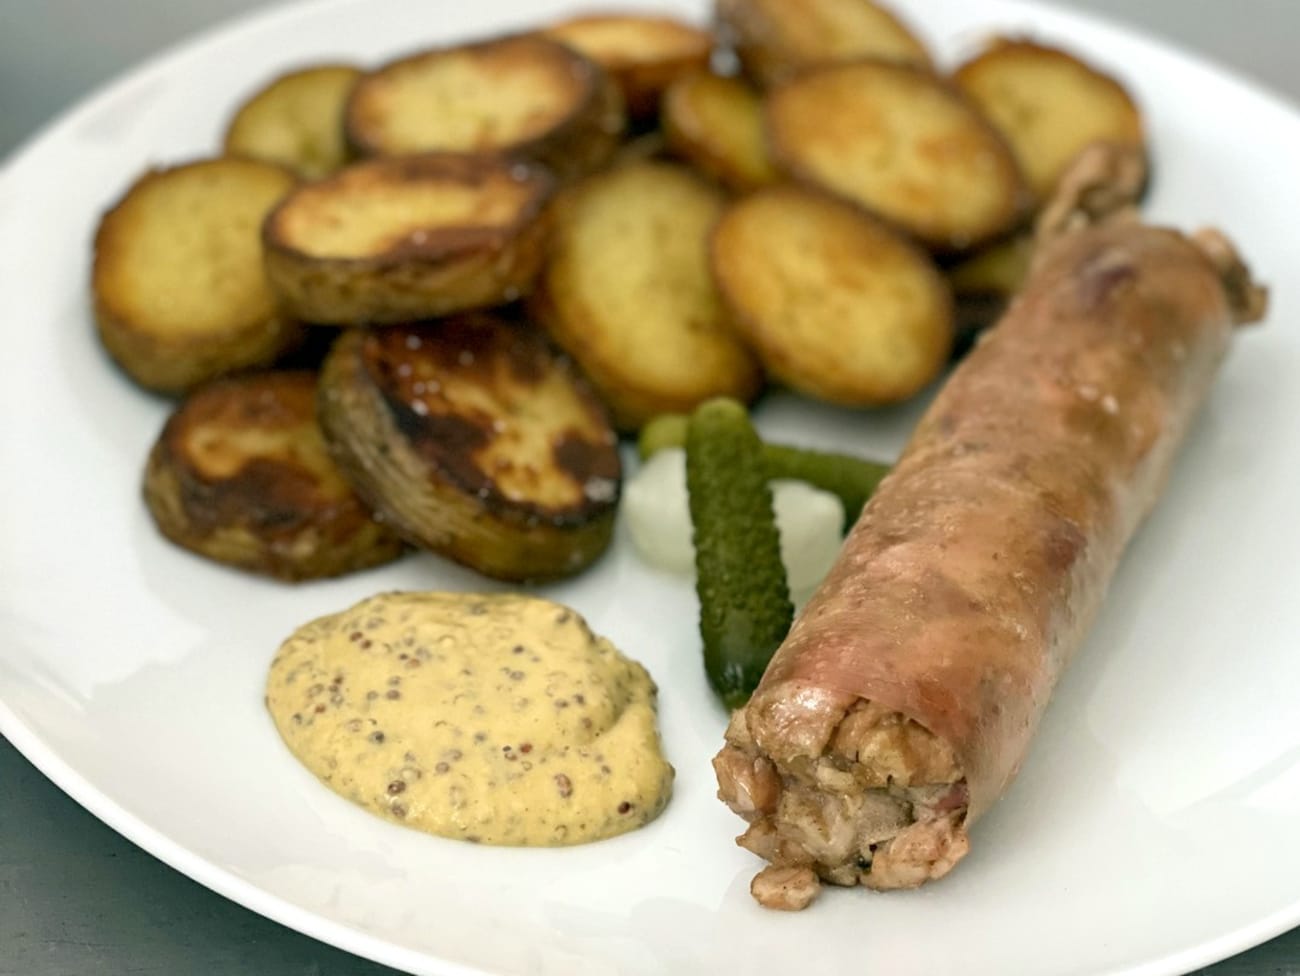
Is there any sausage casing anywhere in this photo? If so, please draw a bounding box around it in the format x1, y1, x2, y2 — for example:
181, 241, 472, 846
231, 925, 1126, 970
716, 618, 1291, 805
714, 199, 1264, 905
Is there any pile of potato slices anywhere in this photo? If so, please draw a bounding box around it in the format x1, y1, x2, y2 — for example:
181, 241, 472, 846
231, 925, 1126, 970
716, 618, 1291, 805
90, 0, 1148, 585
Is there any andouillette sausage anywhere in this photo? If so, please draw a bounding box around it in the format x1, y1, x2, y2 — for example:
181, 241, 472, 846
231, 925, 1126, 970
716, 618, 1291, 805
712, 148, 1266, 910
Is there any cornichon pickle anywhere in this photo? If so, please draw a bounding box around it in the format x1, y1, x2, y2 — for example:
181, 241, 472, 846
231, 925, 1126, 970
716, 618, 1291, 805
637, 412, 689, 460
759, 443, 889, 530
641, 411, 890, 529
686, 398, 794, 709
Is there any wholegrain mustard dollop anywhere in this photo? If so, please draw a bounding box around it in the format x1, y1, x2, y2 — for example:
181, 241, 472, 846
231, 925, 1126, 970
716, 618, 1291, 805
266, 591, 673, 845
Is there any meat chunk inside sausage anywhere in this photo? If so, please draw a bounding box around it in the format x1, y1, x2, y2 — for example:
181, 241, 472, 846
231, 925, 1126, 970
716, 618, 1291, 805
714, 700, 968, 906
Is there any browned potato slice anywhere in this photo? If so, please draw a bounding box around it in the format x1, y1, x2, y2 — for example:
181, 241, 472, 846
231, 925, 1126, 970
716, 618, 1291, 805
541, 13, 713, 120
93, 157, 301, 395
945, 232, 1034, 350
344, 35, 625, 180
716, 0, 931, 88
766, 61, 1029, 252
143, 370, 405, 580
953, 39, 1146, 202
662, 71, 775, 192
946, 232, 1033, 298
262, 154, 553, 325
317, 315, 620, 582
610, 128, 670, 167
223, 64, 361, 180
711, 184, 952, 405
529, 161, 762, 429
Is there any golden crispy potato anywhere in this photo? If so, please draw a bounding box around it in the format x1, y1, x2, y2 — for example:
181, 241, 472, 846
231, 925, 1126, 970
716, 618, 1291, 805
93, 157, 300, 395
344, 34, 624, 180
711, 184, 952, 405
529, 161, 763, 429
662, 71, 776, 192
953, 39, 1146, 202
318, 316, 620, 582
716, 0, 931, 88
262, 153, 554, 325
223, 63, 362, 179
765, 61, 1029, 252
542, 12, 713, 119
143, 370, 405, 580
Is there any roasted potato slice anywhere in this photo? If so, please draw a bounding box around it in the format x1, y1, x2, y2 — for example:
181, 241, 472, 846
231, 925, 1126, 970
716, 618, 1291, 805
662, 71, 776, 192
945, 233, 1033, 355
711, 184, 952, 405
262, 153, 554, 326
716, 0, 931, 88
143, 370, 405, 580
954, 39, 1146, 203
318, 315, 620, 582
610, 128, 670, 167
223, 63, 361, 180
944, 232, 1034, 352
93, 157, 301, 395
541, 13, 713, 120
945, 232, 1033, 298
766, 61, 1029, 252
344, 34, 624, 180
529, 161, 762, 429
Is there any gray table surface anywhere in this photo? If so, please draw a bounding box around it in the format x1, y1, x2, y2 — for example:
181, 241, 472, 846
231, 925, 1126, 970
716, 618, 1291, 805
2, 1, 1299, 974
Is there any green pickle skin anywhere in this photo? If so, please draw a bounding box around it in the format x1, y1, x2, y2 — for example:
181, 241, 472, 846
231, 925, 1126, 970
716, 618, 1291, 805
636, 413, 690, 460
686, 399, 794, 710
640, 411, 891, 530
760, 443, 890, 531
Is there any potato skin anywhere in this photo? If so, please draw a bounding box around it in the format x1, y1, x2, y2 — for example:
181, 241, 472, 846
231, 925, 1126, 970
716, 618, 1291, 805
317, 317, 621, 583
93, 157, 301, 395
143, 370, 405, 581
262, 153, 555, 326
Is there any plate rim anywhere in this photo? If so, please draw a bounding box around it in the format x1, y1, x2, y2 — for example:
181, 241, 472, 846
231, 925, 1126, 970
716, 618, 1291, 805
2, 0, 1300, 974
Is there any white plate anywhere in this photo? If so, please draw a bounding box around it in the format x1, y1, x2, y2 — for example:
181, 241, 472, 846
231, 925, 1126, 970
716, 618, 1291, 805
2, 1, 1299, 974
